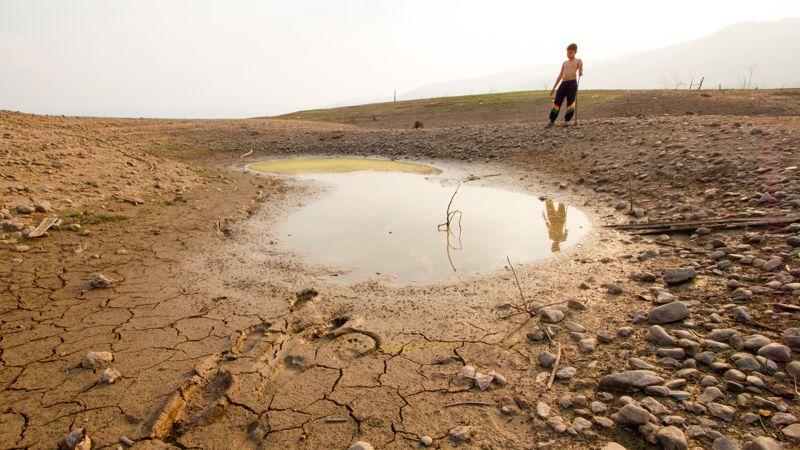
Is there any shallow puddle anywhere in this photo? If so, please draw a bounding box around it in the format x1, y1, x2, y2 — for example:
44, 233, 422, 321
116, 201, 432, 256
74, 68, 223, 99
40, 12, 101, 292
250, 158, 590, 283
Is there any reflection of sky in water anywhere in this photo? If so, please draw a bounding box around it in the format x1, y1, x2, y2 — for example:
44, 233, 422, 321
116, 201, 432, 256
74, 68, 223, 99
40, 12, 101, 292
277, 171, 591, 283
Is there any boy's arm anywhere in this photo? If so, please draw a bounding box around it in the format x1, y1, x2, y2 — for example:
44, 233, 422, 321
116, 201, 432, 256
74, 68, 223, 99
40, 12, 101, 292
550, 64, 564, 96
579, 59, 584, 77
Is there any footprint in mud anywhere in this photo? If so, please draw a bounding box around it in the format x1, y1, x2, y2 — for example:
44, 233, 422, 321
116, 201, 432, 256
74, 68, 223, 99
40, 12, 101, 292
171, 369, 235, 436
150, 320, 286, 442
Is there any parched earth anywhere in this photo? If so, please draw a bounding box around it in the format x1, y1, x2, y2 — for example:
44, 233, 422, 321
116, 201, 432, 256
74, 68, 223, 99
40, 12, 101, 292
1, 93, 800, 450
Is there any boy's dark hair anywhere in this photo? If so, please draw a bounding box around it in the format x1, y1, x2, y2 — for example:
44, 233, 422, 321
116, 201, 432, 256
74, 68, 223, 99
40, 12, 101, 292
567, 43, 578, 52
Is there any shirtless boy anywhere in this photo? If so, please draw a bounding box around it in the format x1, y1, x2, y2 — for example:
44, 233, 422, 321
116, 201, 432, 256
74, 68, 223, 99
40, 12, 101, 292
546, 43, 583, 127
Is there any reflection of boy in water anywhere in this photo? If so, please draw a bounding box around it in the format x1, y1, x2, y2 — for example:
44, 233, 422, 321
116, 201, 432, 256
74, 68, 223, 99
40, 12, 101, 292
542, 200, 568, 252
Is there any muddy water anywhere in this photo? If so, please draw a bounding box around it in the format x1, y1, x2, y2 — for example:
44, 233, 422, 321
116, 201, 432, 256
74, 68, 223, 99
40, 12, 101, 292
250, 159, 590, 283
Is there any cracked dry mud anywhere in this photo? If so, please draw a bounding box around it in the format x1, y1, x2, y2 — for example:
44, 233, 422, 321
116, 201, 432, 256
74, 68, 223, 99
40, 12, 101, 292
2, 93, 800, 450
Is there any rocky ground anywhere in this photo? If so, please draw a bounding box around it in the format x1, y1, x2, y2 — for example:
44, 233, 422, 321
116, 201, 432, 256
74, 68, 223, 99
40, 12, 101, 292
1, 94, 799, 450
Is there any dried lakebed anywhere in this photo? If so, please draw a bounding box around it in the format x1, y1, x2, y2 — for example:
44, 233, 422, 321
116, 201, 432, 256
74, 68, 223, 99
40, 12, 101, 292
247, 158, 591, 283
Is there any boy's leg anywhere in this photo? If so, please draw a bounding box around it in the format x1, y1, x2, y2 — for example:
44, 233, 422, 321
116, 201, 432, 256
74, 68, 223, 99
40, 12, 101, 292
564, 82, 578, 122
549, 84, 567, 123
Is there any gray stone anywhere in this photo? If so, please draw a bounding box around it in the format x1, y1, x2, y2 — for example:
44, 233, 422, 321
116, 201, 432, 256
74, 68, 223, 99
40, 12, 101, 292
606, 283, 623, 295
707, 402, 736, 421
599, 370, 664, 392
743, 335, 771, 351
540, 308, 564, 323
712, 438, 741, 450
448, 426, 472, 442
772, 412, 797, 427
749, 436, 784, 449
698, 386, 723, 403
783, 328, 800, 349
648, 302, 689, 324
732, 288, 753, 301
656, 426, 688, 450
618, 327, 634, 338
782, 423, 800, 441
646, 325, 676, 346
663, 268, 697, 285
538, 351, 556, 367
763, 258, 783, 272
420, 436, 433, 447
579, 338, 597, 353
611, 404, 652, 425
556, 366, 577, 380
757, 343, 792, 362
629, 358, 657, 370
546, 416, 567, 433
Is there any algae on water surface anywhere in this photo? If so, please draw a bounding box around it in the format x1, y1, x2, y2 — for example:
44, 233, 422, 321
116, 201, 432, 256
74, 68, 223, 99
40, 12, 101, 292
247, 158, 441, 175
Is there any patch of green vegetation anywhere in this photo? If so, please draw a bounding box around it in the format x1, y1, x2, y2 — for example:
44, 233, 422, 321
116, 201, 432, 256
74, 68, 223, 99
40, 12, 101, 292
266, 90, 623, 123
64, 211, 128, 225
4, 119, 28, 128
248, 158, 441, 175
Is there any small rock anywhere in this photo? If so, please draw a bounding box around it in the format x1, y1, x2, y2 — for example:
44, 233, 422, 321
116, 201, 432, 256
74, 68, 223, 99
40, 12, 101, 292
618, 327, 634, 338
712, 437, 740, 450
599, 370, 664, 392
538, 351, 556, 367
568, 299, 587, 310
579, 338, 597, 353
646, 325, 676, 346
349, 442, 374, 450
527, 328, 546, 341
606, 283, 623, 295
489, 371, 507, 386
611, 404, 652, 425
656, 425, 688, 450
100, 368, 122, 384
555, 366, 577, 380
663, 268, 697, 285
601, 443, 626, 450
90, 273, 114, 289
448, 426, 472, 442
783, 328, 800, 349
60, 428, 92, 450
647, 302, 689, 324
81, 351, 113, 369
540, 308, 564, 323
707, 402, 736, 421
763, 258, 783, 272
537, 402, 550, 418
459, 365, 476, 379
782, 423, 800, 441
546, 416, 567, 433
572, 417, 592, 432
473, 372, 493, 390
34, 200, 52, 212
749, 436, 784, 449
420, 436, 433, 447
732, 288, 753, 301
757, 343, 791, 362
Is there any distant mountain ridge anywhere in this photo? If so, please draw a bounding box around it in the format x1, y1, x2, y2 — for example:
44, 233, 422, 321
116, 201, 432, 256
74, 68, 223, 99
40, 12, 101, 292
401, 18, 800, 100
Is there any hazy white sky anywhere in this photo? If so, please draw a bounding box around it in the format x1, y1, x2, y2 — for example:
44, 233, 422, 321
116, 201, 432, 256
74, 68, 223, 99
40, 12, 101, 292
1, 0, 798, 118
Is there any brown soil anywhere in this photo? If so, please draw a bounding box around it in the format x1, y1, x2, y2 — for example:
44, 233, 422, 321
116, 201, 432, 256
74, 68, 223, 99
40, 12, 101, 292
1, 90, 799, 450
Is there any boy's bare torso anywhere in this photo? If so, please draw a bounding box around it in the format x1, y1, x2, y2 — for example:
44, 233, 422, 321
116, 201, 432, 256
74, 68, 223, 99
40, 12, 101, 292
562, 58, 582, 81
